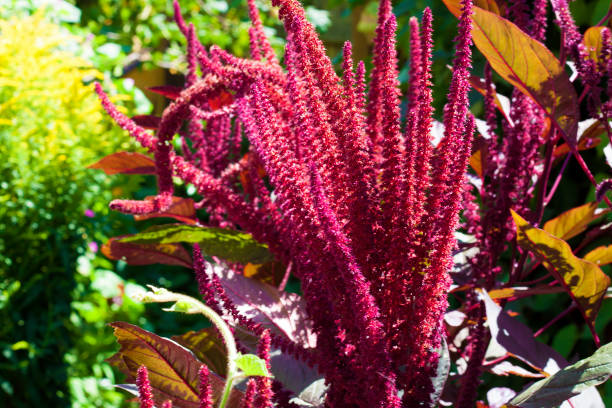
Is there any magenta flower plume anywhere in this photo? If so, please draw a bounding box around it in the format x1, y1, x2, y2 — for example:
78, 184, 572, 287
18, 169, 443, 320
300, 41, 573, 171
99, 1, 479, 406
199, 365, 213, 408
136, 366, 154, 408
242, 379, 257, 408
254, 330, 274, 408
161, 401, 173, 408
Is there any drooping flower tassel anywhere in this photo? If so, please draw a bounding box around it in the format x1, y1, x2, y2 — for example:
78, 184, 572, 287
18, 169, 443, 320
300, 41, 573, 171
254, 330, 274, 408
136, 366, 155, 408
199, 365, 213, 408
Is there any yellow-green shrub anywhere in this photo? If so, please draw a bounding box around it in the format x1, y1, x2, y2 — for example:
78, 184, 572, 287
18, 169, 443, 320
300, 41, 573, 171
0, 13, 139, 406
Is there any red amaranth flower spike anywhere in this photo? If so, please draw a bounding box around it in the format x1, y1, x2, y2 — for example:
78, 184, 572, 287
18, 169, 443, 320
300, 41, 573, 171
136, 366, 154, 408
247, 0, 278, 64
254, 330, 273, 408
199, 365, 213, 408
242, 379, 257, 408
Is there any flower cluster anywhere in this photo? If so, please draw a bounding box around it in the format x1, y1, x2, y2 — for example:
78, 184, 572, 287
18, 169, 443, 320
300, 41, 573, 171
97, 0, 475, 406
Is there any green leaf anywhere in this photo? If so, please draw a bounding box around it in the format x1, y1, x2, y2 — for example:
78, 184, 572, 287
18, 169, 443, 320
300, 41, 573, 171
118, 224, 273, 264
234, 354, 272, 378
102, 236, 192, 268
512, 211, 610, 327
508, 342, 612, 408
108, 322, 243, 408
442, 1, 579, 142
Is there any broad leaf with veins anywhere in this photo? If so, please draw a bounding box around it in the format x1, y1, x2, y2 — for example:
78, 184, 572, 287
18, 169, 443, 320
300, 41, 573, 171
443, 1, 579, 142
512, 211, 610, 327
108, 322, 243, 408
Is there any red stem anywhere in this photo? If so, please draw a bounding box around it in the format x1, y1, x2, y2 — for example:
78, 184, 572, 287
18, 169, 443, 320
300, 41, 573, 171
544, 153, 571, 205
533, 303, 576, 338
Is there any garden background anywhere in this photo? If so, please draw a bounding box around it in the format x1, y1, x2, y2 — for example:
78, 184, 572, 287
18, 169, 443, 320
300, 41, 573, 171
1, 0, 610, 407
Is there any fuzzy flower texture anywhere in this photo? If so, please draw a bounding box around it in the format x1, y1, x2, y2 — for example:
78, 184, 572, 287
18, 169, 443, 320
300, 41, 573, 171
96, 0, 474, 406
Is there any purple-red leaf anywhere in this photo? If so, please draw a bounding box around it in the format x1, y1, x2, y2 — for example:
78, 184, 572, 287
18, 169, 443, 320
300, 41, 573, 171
102, 236, 192, 268
211, 264, 316, 349
88, 151, 156, 175
149, 85, 182, 100
172, 328, 228, 377
480, 290, 605, 407
132, 115, 162, 130
134, 196, 198, 224
108, 322, 243, 408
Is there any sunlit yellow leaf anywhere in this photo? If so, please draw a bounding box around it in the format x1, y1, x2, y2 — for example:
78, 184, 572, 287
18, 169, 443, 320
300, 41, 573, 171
442, 1, 579, 141
512, 211, 610, 327
488, 286, 564, 300
583, 245, 612, 267
583, 27, 606, 63
543, 202, 609, 240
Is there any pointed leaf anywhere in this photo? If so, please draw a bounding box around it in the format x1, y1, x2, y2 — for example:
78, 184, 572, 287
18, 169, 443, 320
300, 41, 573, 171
554, 119, 606, 158
583, 245, 612, 267
88, 151, 156, 175
234, 354, 271, 377
118, 224, 273, 264
584, 27, 607, 63
469, 136, 488, 179
429, 337, 450, 407
172, 328, 228, 377
109, 322, 243, 408
132, 115, 162, 130
134, 197, 198, 224
543, 202, 608, 240
488, 285, 565, 300
211, 264, 316, 349
290, 379, 328, 407
102, 236, 192, 268
480, 290, 606, 407
508, 342, 612, 408
480, 289, 567, 374
443, 2, 579, 141
149, 85, 182, 100
512, 210, 610, 326
488, 361, 545, 378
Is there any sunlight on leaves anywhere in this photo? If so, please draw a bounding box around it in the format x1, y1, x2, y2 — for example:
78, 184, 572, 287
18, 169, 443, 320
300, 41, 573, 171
118, 224, 273, 264
508, 342, 612, 408
543, 202, 609, 240
512, 211, 610, 327
443, 1, 579, 141
108, 322, 243, 408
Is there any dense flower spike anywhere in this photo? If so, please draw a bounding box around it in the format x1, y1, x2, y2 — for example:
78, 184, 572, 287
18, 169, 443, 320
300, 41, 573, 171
99, 1, 477, 406
254, 330, 274, 408
199, 365, 213, 408
136, 366, 154, 408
